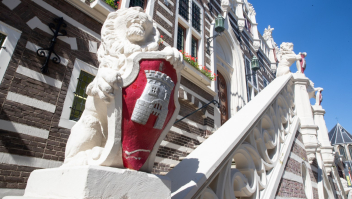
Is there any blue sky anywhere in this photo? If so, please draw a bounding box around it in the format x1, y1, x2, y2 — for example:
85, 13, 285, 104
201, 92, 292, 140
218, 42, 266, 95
251, 0, 352, 132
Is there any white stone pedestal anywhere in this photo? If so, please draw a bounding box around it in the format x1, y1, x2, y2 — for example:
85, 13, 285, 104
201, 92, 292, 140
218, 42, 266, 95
4, 166, 171, 199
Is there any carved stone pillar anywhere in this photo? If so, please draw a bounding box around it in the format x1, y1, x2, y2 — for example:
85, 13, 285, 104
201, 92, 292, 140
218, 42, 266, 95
313, 104, 335, 175
293, 73, 319, 163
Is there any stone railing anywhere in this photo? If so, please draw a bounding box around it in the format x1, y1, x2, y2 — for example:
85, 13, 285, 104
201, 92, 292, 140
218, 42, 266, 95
166, 74, 300, 199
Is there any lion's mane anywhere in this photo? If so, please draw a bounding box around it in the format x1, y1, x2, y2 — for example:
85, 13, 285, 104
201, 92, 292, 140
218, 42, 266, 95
278, 42, 294, 61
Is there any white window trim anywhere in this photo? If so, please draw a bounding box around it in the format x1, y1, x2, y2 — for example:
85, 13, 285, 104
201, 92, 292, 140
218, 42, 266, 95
174, 0, 204, 67
0, 21, 21, 84
59, 59, 98, 129
244, 56, 258, 89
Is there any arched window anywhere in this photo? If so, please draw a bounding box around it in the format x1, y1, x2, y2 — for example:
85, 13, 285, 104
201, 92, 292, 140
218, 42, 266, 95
339, 146, 347, 160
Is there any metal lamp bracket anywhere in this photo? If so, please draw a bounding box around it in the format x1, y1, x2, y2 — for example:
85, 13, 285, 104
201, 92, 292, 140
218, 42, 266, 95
206, 33, 222, 55
36, 17, 67, 74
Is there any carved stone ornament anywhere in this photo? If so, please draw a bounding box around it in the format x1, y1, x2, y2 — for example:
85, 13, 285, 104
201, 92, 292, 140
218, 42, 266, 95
63, 7, 184, 172
263, 25, 274, 41
131, 70, 174, 129
276, 42, 303, 77
296, 52, 307, 74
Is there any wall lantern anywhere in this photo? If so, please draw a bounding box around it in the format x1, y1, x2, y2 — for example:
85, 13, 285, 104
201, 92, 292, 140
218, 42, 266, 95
251, 56, 260, 71
246, 55, 260, 77
206, 14, 225, 54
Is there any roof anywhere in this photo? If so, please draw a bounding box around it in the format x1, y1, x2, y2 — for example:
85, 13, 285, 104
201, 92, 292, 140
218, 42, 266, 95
328, 123, 352, 145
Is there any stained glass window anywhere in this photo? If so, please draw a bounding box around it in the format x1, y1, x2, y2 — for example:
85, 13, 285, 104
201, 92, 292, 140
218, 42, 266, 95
129, 0, 146, 9
70, 71, 95, 121
0, 32, 6, 48
179, 0, 189, 21
191, 37, 198, 58
177, 25, 185, 52
192, 2, 201, 32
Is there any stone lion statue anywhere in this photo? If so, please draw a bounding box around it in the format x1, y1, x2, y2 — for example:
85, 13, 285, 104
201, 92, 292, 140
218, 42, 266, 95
63, 7, 183, 167
276, 42, 302, 77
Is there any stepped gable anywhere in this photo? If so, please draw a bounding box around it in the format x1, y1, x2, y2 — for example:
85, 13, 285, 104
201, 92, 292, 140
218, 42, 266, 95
328, 123, 352, 145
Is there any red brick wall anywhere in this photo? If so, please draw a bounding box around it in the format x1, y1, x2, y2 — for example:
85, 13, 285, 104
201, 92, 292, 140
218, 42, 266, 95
276, 131, 320, 199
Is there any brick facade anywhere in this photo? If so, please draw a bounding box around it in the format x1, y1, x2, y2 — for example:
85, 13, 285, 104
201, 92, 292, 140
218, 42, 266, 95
276, 131, 322, 199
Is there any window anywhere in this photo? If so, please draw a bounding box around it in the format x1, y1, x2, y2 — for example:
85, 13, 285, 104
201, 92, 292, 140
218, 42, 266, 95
252, 72, 257, 88
0, 21, 21, 85
175, 0, 203, 67
191, 37, 198, 58
340, 146, 347, 160
0, 32, 6, 48
177, 24, 186, 52
263, 76, 268, 88
69, 71, 95, 121
247, 86, 252, 102
192, 2, 201, 32
348, 145, 352, 160
179, 0, 189, 20
245, 58, 251, 82
59, 59, 98, 129
245, 57, 257, 88
129, 0, 147, 9
245, 56, 258, 102
244, 15, 251, 34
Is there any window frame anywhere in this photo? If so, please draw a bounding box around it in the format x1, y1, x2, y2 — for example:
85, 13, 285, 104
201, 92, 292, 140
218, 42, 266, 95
0, 21, 21, 85
340, 146, 347, 160
119, 0, 154, 17
191, 1, 201, 33
129, 0, 148, 10
69, 70, 95, 121
59, 59, 97, 129
245, 56, 258, 102
263, 76, 268, 88
177, 23, 186, 52
191, 36, 198, 58
174, 0, 204, 68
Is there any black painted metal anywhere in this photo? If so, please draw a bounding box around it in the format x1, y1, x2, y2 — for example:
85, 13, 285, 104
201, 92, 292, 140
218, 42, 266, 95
37, 17, 67, 73
206, 33, 220, 55
174, 100, 220, 124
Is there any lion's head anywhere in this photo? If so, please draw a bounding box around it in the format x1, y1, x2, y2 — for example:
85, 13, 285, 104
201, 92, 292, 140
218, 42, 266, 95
278, 42, 294, 61
97, 7, 160, 71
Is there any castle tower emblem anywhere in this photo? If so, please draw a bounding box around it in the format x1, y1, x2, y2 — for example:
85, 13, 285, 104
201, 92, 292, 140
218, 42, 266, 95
131, 70, 175, 129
